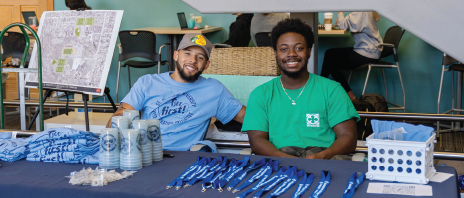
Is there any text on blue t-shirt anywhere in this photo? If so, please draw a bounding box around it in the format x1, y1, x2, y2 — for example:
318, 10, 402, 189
121, 72, 243, 151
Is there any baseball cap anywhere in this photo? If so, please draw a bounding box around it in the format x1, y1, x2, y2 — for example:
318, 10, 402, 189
177, 33, 213, 59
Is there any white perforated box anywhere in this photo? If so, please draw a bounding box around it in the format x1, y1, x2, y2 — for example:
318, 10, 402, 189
365, 133, 436, 184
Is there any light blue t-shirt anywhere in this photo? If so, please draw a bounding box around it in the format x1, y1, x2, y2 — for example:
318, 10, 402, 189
121, 72, 243, 151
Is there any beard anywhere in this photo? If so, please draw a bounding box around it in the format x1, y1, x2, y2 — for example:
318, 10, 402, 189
277, 58, 308, 79
176, 61, 204, 83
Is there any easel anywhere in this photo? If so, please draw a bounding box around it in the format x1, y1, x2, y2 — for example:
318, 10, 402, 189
27, 87, 117, 131
23, 9, 122, 132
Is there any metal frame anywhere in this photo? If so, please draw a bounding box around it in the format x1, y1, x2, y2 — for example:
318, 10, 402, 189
1, 100, 117, 109
115, 43, 169, 102
348, 46, 406, 112
437, 53, 462, 135
0, 23, 44, 131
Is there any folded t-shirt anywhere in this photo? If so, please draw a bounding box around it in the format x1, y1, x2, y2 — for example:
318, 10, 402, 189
26, 128, 99, 144
0, 132, 11, 139
0, 138, 29, 162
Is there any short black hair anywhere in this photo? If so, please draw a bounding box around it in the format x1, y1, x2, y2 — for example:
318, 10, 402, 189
271, 18, 314, 50
65, 0, 92, 10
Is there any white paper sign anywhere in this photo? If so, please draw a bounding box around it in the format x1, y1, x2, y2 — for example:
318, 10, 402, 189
25, 10, 124, 96
367, 183, 433, 196
430, 172, 454, 183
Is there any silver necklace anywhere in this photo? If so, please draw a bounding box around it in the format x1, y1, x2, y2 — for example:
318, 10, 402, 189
280, 78, 308, 105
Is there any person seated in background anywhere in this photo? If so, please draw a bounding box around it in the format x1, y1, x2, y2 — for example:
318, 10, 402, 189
65, 0, 92, 10
242, 18, 359, 160
250, 13, 289, 46
320, 12, 383, 101
106, 33, 246, 151
223, 13, 254, 47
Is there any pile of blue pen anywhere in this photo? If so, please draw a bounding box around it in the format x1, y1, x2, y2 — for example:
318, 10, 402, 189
25, 128, 100, 164
167, 156, 365, 198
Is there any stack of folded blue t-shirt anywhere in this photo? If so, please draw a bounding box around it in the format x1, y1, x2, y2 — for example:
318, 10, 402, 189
0, 132, 11, 139
26, 128, 100, 164
0, 138, 29, 162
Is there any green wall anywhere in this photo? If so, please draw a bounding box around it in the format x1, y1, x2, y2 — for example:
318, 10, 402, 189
317, 12, 447, 114
54, 0, 451, 114
54, 0, 236, 102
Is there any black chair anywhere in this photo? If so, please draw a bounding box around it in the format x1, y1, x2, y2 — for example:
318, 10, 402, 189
1, 32, 30, 67
255, 32, 272, 47
116, 30, 169, 101
437, 53, 463, 134
347, 26, 406, 112
214, 28, 251, 48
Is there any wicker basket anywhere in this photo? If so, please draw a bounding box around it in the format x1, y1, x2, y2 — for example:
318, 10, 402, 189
204, 47, 281, 76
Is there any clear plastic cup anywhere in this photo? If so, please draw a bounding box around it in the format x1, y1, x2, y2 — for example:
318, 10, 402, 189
123, 110, 140, 128
378, 129, 404, 141
28, 16, 37, 31
111, 116, 129, 132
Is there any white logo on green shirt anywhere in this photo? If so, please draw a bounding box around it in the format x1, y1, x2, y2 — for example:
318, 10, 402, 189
306, 114, 320, 127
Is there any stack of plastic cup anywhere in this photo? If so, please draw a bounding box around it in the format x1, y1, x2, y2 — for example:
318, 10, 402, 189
132, 120, 152, 166
120, 129, 142, 170
123, 110, 140, 128
147, 119, 163, 162
99, 128, 120, 169
111, 116, 129, 132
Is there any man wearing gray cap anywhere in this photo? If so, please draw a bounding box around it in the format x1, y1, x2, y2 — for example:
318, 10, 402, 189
107, 33, 246, 151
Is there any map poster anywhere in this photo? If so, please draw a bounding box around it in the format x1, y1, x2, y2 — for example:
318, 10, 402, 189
25, 10, 124, 96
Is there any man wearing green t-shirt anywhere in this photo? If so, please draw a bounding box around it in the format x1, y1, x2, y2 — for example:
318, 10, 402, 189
242, 18, 360, 160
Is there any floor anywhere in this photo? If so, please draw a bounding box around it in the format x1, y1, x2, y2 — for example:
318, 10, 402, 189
3, 107, 55, 130
2, 107, 110, 131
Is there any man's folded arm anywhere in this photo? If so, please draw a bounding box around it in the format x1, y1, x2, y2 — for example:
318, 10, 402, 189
247, 130, 297, 158
232, 106, 247, 123
306, 118, 357, 159
105, 102, 136, 128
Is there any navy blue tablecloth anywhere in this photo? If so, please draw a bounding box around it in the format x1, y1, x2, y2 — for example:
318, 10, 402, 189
0, 151, 459, 198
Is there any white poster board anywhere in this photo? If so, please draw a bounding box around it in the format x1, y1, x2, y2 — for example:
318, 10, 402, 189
26, 10, 124, 96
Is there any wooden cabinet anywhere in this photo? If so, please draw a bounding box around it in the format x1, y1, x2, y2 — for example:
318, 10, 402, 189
0, 0, 54, 30
1, 0, 53, 99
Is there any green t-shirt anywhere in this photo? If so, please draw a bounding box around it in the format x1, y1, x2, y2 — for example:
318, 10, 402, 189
241, 73, 360, 149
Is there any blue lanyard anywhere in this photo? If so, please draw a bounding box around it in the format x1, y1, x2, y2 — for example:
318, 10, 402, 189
291, 173, 315, 198
183, 158, 218, 188
212, 158, 240, 189
253, 166, 300, 198
167, 157, 207, 190
266, 169, 305, 198
184, 157, 211, 182
341, 172, 365, 198
201, 157, 231, 192
185, 156, 224, 187
235, 166, 287, 198
216, 156, 251, 192
232, 160, 279, 193
227, 158, 268, 191
309, 170, 331, 198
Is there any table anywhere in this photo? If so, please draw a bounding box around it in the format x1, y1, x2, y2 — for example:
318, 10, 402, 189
134, 26, 222, 71
0, 151, 459, 198
44, 112, 113, 134
318, 29, 347, 35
